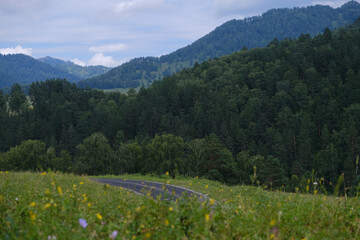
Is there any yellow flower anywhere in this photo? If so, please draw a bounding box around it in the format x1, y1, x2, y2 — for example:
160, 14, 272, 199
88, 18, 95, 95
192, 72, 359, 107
205, 185, 208, 189
270, 220, 276, 226
209, 198, 215, 205
45, 189, 51, 195
189, 182, 192, 187
5, 171, 8, 174
195, 176, 199, 179
314, 190, 318, 195
270, 234, 275, 239
83, 193, 86, 197
88, 202, 92, 207
96, 213, 103, 220
165, 219, 169, 226
80, 181, 84, 185
57, 186, 63, 196
44, 203, 51, 209
29, 211, 36, 221
41, 172, 47, 176
205, 214, 210, 222
51, 181, 55, 186
145, 233, 151, 238
306, 185, 309, 193
29, 202, 36, 207
165, 171, 169, 176
106, 184, 110, 188
169, 207, 173, 211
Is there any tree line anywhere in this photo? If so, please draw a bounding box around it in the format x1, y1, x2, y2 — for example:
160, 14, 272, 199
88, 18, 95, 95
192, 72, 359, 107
1, 19, 360, 193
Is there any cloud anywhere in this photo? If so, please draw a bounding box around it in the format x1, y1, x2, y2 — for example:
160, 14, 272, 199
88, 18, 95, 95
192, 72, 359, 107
213, 0, 262, 17
88, 53, 119, 67
89, 43, 127, 53
310, 0, 348, 7
71, 58, 87, 67
113, 0, 169, 15
0, 45, 32, 55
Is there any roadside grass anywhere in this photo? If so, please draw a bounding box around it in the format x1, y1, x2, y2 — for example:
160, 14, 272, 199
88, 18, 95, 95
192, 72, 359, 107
1, 171, 360, 239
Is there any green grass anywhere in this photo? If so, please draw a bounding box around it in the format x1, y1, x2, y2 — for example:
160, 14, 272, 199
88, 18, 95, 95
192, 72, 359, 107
1, 171, 360, 239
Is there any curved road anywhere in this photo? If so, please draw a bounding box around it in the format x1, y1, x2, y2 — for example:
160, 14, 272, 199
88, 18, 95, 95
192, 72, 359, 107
91, 178, 208, 201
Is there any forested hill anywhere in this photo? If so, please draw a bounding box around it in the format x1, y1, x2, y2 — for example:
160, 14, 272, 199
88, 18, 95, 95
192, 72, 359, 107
38, 56, 110, 79
1, 17, 360, 191
0, 54, 80, 88
78, 1, 360, 89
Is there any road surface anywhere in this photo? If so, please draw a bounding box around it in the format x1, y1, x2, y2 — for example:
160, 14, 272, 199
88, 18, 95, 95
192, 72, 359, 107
91, 178, 208, 201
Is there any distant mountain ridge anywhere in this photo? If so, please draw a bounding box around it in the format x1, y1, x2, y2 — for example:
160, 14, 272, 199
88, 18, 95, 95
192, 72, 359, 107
38, 56, 110, 80
78, 1, 360, 89
0, 54, 110, 89
0, 54, 80, 88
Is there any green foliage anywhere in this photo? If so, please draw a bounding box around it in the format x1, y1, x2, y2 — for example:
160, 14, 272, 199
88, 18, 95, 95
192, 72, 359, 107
78, 1, 360, 89
75, 133, 114, 175
1, 140, 47, 171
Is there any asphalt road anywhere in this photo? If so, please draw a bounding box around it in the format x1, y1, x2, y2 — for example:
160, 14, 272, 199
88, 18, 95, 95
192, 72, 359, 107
91, 178, 208, 201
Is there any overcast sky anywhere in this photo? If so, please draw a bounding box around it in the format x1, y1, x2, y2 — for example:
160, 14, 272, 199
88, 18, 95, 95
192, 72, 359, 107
0, 0, 355, 67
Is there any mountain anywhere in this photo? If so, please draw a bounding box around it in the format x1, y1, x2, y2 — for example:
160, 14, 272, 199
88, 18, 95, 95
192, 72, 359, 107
0, 54, 80, 88
78, 1, 360, 90
38, 56, 110, 80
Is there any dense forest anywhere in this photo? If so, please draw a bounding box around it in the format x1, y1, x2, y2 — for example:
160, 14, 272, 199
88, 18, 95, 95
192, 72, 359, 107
79, 1, 360, 89
1, 18, 360, 194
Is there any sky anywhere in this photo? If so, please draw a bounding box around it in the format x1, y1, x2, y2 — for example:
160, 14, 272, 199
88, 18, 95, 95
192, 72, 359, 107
0, 0, 355, 67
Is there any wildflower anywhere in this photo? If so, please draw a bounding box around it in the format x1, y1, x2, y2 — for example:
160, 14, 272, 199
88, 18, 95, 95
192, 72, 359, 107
169, 207, 173, 211
79, 218, 88, 228
205, 214, 210, 222
313, 182, 318, 186
189, 182, 192, 187
165, 171, 169, 176
209, 198, 215, 205
44, 203, 51, 209
80, 181, 84, 185
29, 211, 36, 221
57, 186, 63, 196
96, 213, 103, 220
30, 202, 36, 207
195, 176, 199, 179
51, 181, 55, 186
145, 233, 151, 238
106, 184, 110, 188
47, 235, 56, 240
307, 179, 310, 184
5, 171, 8, 174
270, 234, 275, 239
205, 185, 208, 189
314, 190, 318, 195
110, 231, 118, 239
165, 219, 169, 226
306, 185, 309, 192
41, 172, 47, 176
88, 202, 92, 207
270, 220, 276, 226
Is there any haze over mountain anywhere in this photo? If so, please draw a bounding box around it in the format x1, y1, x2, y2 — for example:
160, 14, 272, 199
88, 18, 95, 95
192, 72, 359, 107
78, 1, 360, 90
38, 57, 110, 80
0, 54, 80, 88
0, 55, 110, 89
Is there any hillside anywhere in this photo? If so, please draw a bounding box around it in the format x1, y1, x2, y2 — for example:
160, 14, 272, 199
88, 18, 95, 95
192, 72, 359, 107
78, 1, 360, 89
1, 17, 360, 190
0, 54, 80, 88
38, 56, 110, 79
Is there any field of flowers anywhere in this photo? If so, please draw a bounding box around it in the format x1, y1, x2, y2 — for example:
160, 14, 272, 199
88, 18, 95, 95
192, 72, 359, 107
1, 171, 360, 239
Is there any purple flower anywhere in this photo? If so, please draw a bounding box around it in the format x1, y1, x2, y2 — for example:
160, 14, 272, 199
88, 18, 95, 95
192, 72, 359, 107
79, 218, 88, 228
110, 230, 118, 239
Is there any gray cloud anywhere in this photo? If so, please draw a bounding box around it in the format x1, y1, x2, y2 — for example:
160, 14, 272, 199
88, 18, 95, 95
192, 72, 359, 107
0, 0, 355, 67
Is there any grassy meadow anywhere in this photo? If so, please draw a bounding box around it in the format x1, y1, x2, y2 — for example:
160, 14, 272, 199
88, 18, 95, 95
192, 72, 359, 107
1, 171, 360, 239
